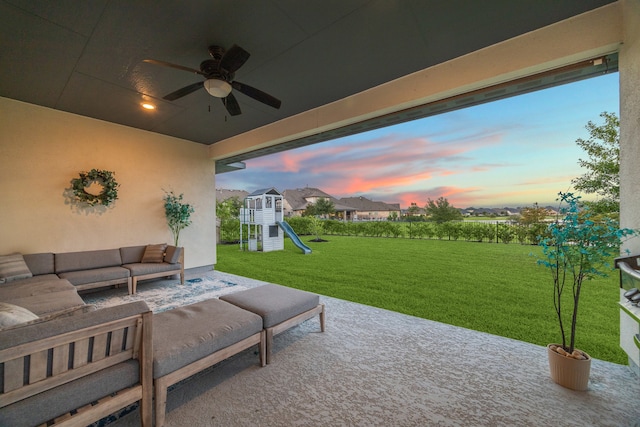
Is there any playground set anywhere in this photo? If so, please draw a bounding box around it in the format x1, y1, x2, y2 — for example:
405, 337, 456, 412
239, 188, 311, 254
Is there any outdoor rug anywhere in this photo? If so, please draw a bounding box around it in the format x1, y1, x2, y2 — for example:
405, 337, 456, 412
82, 275, 247, 313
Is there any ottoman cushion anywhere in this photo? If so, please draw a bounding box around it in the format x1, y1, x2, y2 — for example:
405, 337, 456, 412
220, 284, 319, 328
153, 298, 262, 378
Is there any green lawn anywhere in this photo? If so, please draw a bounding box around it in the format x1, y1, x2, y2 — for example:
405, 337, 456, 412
215, 236, 626, 364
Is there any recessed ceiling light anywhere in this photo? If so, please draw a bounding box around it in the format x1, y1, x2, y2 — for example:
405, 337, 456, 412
141, 103, 156, 110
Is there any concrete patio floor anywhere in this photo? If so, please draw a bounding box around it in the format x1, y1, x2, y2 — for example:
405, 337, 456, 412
111, 271, 640, 427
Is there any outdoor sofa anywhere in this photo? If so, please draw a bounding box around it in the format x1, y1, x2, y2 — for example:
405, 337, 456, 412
0, 244, 184, 300
0, 244, 182, 426
0, 247, 325, 427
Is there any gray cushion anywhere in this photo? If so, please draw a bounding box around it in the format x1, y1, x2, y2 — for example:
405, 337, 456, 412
220, 284, 320, 328
57, 266, 130, 285
0, 275, 73, 300
55, 249, 122, 273
153, 298, 262, 378
0, 253, 32, 283
123, 262, 180, 276
120, 245, 146, 264
23, 253, 55, 276
0, 302, 38, 329
0, 359, 140, 427
164, 246, 183, 264
3, 289, 86, 316
141, 243, 167, 263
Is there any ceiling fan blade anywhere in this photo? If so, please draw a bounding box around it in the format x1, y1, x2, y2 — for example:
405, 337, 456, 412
220, 45, 250, 74
163, 81, 204, 101
232, 81, 281, 109
222, 93, 242, 116
143, 59, 205, 76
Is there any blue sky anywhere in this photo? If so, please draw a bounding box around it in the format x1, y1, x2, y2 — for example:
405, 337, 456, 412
216, 73, 619, 209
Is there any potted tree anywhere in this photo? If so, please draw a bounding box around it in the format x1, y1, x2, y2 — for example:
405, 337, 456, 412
163, 191, 195, 246
537, 192, 636, 390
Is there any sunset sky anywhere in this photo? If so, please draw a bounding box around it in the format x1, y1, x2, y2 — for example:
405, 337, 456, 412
216, 73, 619, 209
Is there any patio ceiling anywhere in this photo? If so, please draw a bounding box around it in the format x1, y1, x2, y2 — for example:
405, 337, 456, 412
0, 0, 615, 170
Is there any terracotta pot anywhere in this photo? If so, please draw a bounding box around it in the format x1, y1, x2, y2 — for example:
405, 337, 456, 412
547, 344, 591, 391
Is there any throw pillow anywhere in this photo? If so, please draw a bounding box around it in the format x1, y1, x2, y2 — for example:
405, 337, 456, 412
164, 246, 182, 264
0, 253, 33, 284
141, 243, 167, 263
0, 302, 39, 329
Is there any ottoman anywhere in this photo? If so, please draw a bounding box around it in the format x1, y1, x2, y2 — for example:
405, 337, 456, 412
152, 298, 265, 427
220, 284, 325, 364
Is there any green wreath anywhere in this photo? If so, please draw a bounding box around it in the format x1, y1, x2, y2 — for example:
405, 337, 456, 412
71, 169, 119, 207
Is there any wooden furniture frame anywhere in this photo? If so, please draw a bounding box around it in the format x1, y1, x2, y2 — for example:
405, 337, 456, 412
76, 276, 132, 293
153, 330, 265, 427
130, 251, 185, 294
0, 311, 153, 427
265, 304, 325, 364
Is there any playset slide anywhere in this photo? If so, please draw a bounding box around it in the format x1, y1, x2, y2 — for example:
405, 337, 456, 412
277, 221, 312, 254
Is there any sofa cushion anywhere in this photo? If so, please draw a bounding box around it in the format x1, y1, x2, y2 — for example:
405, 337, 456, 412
123, 262, 180, 276
55, 249, 122, 273
23, 253, 55, 276
120, 245, 146, 264
0, 302, 38, 329
141, 243, 167, 263
0, 253, 33, 283
0, 275, 74, 299
153, 298, 262, 378
5, 289, 86, 316
57, 266, 130, 286
0, 360, 140, 427
164, 246, 183, 264
220, 284, 320, 328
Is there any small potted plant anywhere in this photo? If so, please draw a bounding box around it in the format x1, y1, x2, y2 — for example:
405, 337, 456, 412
163, 191, 195, 246
537, 192, 636, 390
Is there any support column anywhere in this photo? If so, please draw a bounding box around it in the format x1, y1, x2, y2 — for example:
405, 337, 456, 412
618, 0, 640, 378
620, 0, 640, 250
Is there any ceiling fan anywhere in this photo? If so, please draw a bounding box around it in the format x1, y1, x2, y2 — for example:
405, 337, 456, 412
144, 45, 281, 116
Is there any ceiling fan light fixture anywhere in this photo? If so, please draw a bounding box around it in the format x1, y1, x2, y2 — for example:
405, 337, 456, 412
204, 78, 232, 97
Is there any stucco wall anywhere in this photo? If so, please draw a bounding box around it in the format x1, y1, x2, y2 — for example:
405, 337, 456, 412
620, 0, 640, 254
0, 97, 216, 268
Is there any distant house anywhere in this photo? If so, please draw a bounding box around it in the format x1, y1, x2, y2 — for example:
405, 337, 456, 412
403, 202, 426, 218
227, 187, 403, 221
282, 187, 356, 219
338, 196, 401, 221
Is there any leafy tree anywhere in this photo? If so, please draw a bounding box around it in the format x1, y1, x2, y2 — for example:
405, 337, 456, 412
216, 196, 243, 243
216, 196, 242, 221
304, 197, 335, 219
315, 198, 335, 217
571, 112, 619, 214
538, 192, 636, 355
518, 203, 548, 225
163, 191, 195, 246
425, 197, 463, 223
406, 203, 421, 218
309, 216, 325, 241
